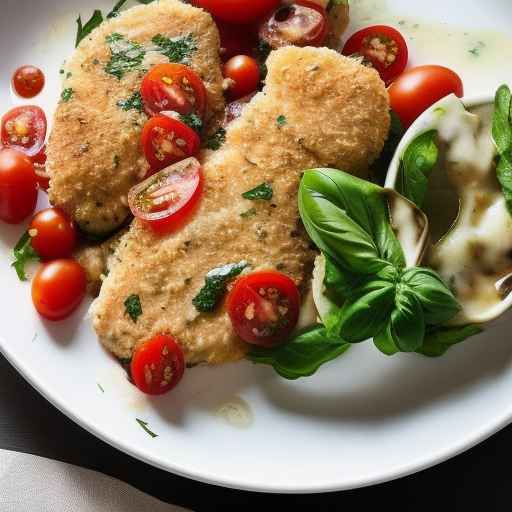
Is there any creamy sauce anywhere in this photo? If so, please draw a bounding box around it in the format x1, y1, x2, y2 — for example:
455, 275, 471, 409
425, 102, 512, 324
214, 396, 253, 429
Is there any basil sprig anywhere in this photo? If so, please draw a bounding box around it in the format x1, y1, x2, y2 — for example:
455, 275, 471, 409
299, 168, 462, 355
492, 85, 512, 216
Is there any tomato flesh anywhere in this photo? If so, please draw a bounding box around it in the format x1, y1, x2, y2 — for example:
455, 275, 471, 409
128, 157, 203, 235
389, 65, 464, 127
131, 334, 185, 395
227, 271, 301, 347
342, 25, 408, 84
29, 208, 77, 260
141, 63, 207, 118
12, 65, 45, 98
223, 55, 260, 100
191, 0, 280, 24
259, 1, 328, 49
141, 116, 200, 173
32, 259, 87, 321
32, 145, 49, 191
1, 106, 47, 158
0, 148, 37, 224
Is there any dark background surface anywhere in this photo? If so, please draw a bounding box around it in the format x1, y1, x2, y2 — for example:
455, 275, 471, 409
0, 353, 508, 510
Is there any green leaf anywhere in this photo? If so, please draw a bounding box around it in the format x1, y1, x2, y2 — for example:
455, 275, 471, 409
417, 324, 483, 357
242, 182, 273, 201
397, 130, 439, 209
375, 288, 425, 353
322, 253, 361, 303
276, 115, 287, 127
11, 232, 40, 281
206, 128, 226, 150
192, 262, 248, 313
401, 267, 461, 324
136, 418, 158, 438
152, 34, 197, 64
61, 88, 74, 102
247, 325, 350, 380
106, 0, 129, 19
124, 294, 142, 323
334, 279, 396, 343
496, 151, 512, 216
492, 84, 512, 155
76, 10, 103, 47
180, 112, 203, 134
117, 91, 144, 113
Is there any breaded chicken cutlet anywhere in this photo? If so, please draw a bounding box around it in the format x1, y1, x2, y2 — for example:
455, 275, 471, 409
47, 0, 224, 236
91, 46, 390, 366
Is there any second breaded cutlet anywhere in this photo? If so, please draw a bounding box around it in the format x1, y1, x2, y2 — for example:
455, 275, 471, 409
47, 0, 224, 236
91, 46, 390, 366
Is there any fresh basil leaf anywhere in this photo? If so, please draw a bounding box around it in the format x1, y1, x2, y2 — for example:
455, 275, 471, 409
107, 0, 129, 19
373, 326, 400, 356
492, 84, 512, 155
417, 324, 483, 357
496, 151, 512, 216
242, 182, 273, 201
323, 253, 360, 302
397, 130, 439, 209
334, 279, 396, 343
76, 10, 104, 47
401, 267, 461, 325
12, 232, 40, 281
247, 325, 350, 380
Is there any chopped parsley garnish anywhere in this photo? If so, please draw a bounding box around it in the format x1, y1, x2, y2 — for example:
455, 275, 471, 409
180, 112, 203, 134
206, 128, 226, 150
136, 418, 158, 438
75, 9, 103, 47
152, 34, 197, 64
66, 72, 72, 79
242, 182, 273, 201
241, 208, 257, 219
105, 33, 146, 80
276, 115, 287, 127
117, 91, 144, 112
97, 383, 105, 393
192, 262, 249, 313
124, 294, 143, 322
12, 232, 40, 281
61, 88, 74, 102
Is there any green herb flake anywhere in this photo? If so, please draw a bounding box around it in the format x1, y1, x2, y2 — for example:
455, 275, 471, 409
59, 69, 65, 75
242, 182, 273, 201
276, 115, 287, 127
124, 294, 143, 322
61, 88, 74, 102
180, 112, 203, 134
97, 383, 105, 393
66, 72, 72, 79
192, 262, 249, 313
241, 208, 257, 219
12, 232, 40, 281
206, 128, 226, 150
136, 418, 158, 438
76, 9, 104, 47
152, 33, 197, 64
117, 91, 144, 112
105, 33, 146, 80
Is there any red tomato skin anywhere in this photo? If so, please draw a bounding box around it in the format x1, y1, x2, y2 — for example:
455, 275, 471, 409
216, 21, 258, 62
223, 55, 261, 100
29, 208, 77, 260
12, 65, 45, 98
32, 259, 87, 321
131, 334, 185, 395
389, 65, 464, 127
191, 0, 280, 24
227, 271, 301, 347
0, 149, 38, 224
1, 105, 47, 157
141, 116, 201, 172
140, 64, 207, 118
342, 25, 408, 85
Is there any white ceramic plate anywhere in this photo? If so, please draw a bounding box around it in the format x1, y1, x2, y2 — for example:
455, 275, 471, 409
2, 0, 512, 494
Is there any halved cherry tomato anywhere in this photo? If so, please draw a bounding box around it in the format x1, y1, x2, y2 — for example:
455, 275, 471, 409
29, 208, 77, 260
128, 157, 203, 235
0, 148, 37, 224
32, 259, 87, 321
389, 65, 464, 127
191, 0, 280, 24
32, 144, 49, 191
223, 55, 260, 100
141, 116, 200, 172
141, 64, 207, 118
342, 25, 408, 84
223, 92, 257, 127
1, 106, 47, 158
217, 21, 258, 62
227, 271, 301, 347
12, 65, 45, 98
131, 334, 185, 395
259, 1, 328, 49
